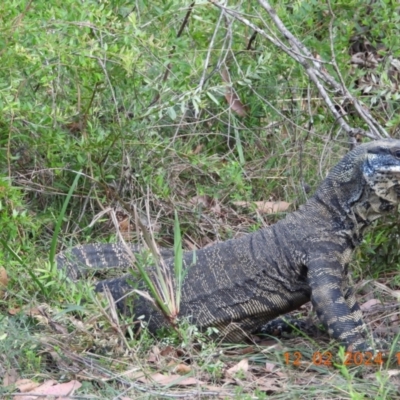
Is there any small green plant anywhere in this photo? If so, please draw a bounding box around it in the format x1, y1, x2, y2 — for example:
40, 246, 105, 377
0, 178, 44, 294
48, 171, 82, 268
131, 208, 194, 329
203, 360, 224, 380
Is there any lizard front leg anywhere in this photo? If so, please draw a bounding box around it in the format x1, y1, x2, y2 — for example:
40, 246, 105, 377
308, 259, 368, 350
343, 286, 390, 350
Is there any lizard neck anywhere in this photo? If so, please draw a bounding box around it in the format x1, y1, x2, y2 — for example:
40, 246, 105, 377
309, 175, 395, 246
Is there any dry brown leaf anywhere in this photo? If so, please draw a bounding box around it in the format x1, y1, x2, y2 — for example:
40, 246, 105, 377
13, 380, 82, 400
192, 144, 204, 155
387, 370, 400, 377
253, 377, 282, 392
173, 376, 203, 386
3, 369, 19, 386
183, 238, 198, 251
360, 298, 381, 311
234, 201, 291, 214
138, 372, 203, 386
147, 346, 160, 363
226, 358, 249, 377
373, 281, 400, 300
26, 307, 42, 316
224, 90, 247, 117
222, 378, 236, 386
0, 267, 7, 299
14, 379, 57, 399
210, 202, 221, 215
265, 362, 277, 372
118, 217, 131, 232
204, 384, 230, 393
14, 379, 40, 393
224, 346, 255, 357
120, 370, 145, 380
392, 290, 400, 300
190, 195, 221, 214
221, 68, 247, 117
391, 314, 400, 323
8, 307, 42, 316
190, 195, 211, 207
174, 363, 192, 374
48, 321, 69, 335
160, 345, 175, 357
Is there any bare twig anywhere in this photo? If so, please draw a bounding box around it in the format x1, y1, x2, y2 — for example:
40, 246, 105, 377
198, 8, 224, 89
246, 30, 258, 51
208, 0, 389, 140
326, 0, 389, 144
149, 2, 195, 106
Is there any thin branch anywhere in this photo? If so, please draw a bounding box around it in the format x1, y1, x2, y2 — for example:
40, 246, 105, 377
208, 0, 389, 140
246, 30, 258, 50
198, 9, 224, 89
149, 2, 195, 106
326, 0, 390, 140
257, 0, 388, 139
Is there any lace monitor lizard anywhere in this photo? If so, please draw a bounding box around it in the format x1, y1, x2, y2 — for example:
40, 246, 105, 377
57, 139, 400, 350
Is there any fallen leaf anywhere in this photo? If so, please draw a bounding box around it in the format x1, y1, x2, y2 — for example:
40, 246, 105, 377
27, 307, 42, 316
391, 314, 400, 323
3, 369, 19, 386
13, 380, 82, 400
221, 68, 247, 117
190, 195, 221, 214
138, 373, 203, 386
228, 346, 254, 355
14, 379, 40, 393
234, 201, 291, 214
204, 384, 231, 393
253, 377, 282, 392
183, 239, 198, 251
8, 307, 42, 316
120, 370, 145, 380
224, 90, 247, 117
147, 346, 160, 363
226, 358, 249, 377
190, 195, 212, 207
160, 345, 175, 357
192, 144, 204, 155
16, 379, 57, 397
119, 217, 131, 233
173, 376, 202, 386
254, 339, 278, 347
265, 362, 276, 372
48, 321, 69, 335
174, 363, 191, 374
360, 298, 380, 311
373, 281, 400, 300
0, 267, 7, 299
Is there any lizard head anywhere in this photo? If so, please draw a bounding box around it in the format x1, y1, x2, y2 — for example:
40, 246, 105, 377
314, 139, 400, 226
362, 139, 400, 206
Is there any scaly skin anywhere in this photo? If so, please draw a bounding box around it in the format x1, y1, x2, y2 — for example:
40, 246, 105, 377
57, 139, 400, 349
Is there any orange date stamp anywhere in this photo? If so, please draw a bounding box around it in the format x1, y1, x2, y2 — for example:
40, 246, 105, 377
283, 351, 398, 367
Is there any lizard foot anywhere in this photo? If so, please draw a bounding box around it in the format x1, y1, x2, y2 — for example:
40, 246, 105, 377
256, 317, 313, 338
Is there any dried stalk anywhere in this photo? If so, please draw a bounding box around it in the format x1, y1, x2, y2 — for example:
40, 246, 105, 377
209, 0, 389, 140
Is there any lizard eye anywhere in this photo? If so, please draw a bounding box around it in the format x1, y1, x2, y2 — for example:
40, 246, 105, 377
395, 150, 400, 159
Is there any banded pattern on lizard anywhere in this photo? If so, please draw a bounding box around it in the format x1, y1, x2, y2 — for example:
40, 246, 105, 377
57, 139, 400, 350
